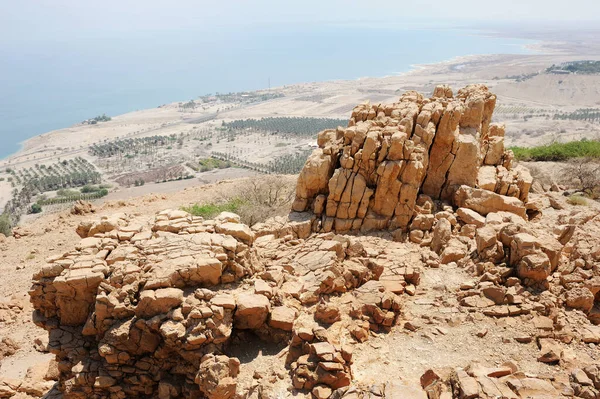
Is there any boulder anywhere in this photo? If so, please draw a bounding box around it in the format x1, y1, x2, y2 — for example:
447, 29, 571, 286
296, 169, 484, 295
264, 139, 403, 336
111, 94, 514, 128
234, 294, 270, 330
195, 354, 240, 399
454, 186, 526, 219
565, 287, 595, 313
269, 306, 296, 331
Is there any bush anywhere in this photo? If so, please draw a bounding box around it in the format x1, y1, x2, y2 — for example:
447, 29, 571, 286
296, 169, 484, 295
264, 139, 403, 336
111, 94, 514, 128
567, 195, 588, 206
511, 139, 600, 161
0, 214, 11, 237
80, 185, 100, 193
182, 198, 246, 219
565, 158, 600, 197
181, 176, 295, 226
30, 203, 42, 214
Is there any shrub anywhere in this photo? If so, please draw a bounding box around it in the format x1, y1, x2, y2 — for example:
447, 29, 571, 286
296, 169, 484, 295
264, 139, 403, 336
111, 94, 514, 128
80, 185, 100, 193
30, 203, 43, 214
567, 195, 588, 206
0, 214, 11, 237
182, 198, 246, 219
511, 139, 600, 161
181, 176, 295, 226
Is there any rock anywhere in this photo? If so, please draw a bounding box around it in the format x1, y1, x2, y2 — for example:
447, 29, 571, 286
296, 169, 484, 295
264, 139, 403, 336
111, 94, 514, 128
291, 85, 531, 233
565, 287, 595, 313
0, 337, 19, 360
215, 212, 241, 223
538, 338, 562, 363
420, 369, 440, 389
456, 208, 486, 227
452, 369, 479, 399
431, 218, 452, 254
315, 302, 341, 324
136, 288, 184, 318
71, 200, 95, 215
454, 186, 526, 219
440, 239, 468, 264
195, 354, 240, 399
234, 294, 270, 330
215, 222, 255, 244
269, 306, 296, 331
516, 253, 551, 284
313, 385, 333, 399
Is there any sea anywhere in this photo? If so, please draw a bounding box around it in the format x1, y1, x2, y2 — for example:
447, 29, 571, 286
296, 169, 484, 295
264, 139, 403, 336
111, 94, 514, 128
0, 26, 535, 159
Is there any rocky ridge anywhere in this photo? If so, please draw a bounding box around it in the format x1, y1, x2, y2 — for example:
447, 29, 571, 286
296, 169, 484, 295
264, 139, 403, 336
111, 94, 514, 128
292, 84, 533, 232
24, 85, 600, 399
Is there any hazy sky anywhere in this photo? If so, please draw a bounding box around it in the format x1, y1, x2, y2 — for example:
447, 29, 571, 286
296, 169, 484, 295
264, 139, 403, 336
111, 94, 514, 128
1, 0, 599, 42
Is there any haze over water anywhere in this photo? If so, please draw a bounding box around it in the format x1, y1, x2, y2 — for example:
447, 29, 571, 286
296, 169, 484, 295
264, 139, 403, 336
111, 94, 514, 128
0, 26, 534, 160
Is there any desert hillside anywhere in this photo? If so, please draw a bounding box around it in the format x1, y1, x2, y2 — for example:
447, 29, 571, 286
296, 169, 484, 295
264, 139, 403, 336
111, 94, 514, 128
1, 85, 599, 399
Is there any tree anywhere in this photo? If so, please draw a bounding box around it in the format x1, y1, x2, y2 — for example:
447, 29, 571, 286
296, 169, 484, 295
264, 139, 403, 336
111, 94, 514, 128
565, 158, 600, 197
30, 203, 42, 214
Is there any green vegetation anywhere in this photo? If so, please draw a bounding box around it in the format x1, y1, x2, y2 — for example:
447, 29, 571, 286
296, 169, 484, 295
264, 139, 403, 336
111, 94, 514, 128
510, 139, 600, 161
567, 195, 588, 206
198, 158, 231, 172
89, 135, 182, 158
0, 214, 11, 237
198, 91, 284, 104
180, 176, 294, 226
553, 108, 600, 123
223, 117, 347, 137
182, 198, 246, 219
546, 60, 600, 75
211, 149, 311, 175
80, 184, 104, 193
38, 189, 108, 206
84, 114, 112, 124
30, 203, 42, 214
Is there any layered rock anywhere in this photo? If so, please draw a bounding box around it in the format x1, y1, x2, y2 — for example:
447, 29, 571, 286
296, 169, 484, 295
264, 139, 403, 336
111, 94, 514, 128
30, 210, 416, 398
292, 85, 533, 233
29, 211, 263, 398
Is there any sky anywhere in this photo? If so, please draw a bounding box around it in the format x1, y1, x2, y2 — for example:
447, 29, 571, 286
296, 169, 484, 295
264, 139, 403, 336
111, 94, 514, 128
1, 0, 599, 43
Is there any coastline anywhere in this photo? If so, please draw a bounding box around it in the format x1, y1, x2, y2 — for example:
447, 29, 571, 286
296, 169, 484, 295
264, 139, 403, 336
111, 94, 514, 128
0, 56, 525, 166
0, 25, 551, 165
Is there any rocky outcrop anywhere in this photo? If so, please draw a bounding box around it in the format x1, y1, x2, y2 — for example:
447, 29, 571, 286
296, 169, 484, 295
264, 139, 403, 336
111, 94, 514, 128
292, 85, 533, 233
30, 210, 415, 398
29, 211, 263, 398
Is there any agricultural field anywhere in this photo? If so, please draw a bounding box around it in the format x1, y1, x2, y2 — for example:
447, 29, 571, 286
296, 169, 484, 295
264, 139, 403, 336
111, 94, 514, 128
546, 60, 600, 74
222, 116, 347, 137
1, 157, 104, 224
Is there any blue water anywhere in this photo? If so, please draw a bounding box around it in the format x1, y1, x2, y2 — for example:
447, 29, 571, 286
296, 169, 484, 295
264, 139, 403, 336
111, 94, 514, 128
0, 26, 534, 159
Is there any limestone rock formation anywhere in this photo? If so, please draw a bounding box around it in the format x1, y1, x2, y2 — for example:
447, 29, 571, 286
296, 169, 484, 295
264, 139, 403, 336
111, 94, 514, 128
29, 209, 412, 398
292, 85, 533, 233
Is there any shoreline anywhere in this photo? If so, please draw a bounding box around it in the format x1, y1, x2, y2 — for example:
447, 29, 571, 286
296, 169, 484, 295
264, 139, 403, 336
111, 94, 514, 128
0, 28, 547, 165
